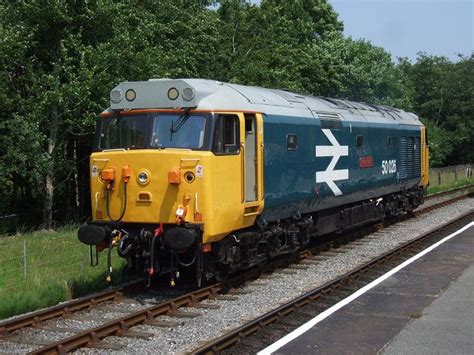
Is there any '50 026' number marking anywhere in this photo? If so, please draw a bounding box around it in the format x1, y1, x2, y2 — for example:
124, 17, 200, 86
382, 159, 397, 174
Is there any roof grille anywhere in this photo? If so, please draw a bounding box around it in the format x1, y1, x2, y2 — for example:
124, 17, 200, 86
270, 89, 303, 103
314, 111, 341, 120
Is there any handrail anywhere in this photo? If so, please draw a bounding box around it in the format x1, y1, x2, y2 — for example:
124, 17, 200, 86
241, 142, 245, 203
260, 142, 264, 200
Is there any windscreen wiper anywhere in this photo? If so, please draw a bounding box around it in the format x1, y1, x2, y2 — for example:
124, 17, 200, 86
111, 109, 123, 120
169, 109, 191, 141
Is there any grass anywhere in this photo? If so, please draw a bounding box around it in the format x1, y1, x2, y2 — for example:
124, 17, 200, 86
0, 174, 472, 320
427, 177, 474, 195
0, 227, 126, 320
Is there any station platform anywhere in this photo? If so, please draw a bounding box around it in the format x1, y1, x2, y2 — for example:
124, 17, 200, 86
260, 221, 474, 355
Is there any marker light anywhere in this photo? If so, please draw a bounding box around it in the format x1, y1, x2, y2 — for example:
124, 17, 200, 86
182, 87, 195, 101
168, 87, 179, 100
110, 89, 122, 103
137, 171, 149, 185
125, 89, 136, 101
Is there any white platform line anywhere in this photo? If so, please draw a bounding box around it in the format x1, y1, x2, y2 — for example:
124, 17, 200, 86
258, 221, 474, 355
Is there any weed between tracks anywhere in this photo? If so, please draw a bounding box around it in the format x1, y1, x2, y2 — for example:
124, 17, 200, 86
0, 227, 125, 320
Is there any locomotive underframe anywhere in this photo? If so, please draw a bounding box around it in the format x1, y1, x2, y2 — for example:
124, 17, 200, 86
205, 185, 424, 279
85, 185, 424, 286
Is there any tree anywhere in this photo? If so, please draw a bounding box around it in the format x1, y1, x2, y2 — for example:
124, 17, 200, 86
400, 53, 474, 166
0, 1, 222, 227
215, 0, 344, 91
1, 0, 471, 230
215, 0, 410, 108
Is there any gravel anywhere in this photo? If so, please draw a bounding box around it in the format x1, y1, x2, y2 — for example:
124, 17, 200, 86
85, 198, 473, 354
1, 198, 472, 354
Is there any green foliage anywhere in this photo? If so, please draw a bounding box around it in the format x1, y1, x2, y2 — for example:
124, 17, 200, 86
309, 34, 413, 107
423, 121, 454, 167
0, 0, 472, 316
215, 0, 410, 108
399, 53, 474, 166
0, 0, 472, 226
0, 227, 126, 319
426, 177, 474, 195
215, 0, 342, 90
0, 1, 223, 223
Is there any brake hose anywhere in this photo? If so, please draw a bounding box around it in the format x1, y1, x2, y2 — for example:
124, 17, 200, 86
106, 182, 128, 222
176, 247, 199, 267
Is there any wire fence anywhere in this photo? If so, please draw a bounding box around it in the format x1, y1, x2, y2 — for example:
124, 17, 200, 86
429, 163, 473, 186
0, 229, 124, 297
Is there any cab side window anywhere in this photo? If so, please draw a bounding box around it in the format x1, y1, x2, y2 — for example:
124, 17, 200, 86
287, 134, 297, 150
213, 114, 240, 155
387, 136, 396, 149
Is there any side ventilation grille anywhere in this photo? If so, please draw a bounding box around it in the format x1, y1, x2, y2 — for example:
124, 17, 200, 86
407, 137, 414, 177
400, 137, 408, 179
414, 137, 421, 177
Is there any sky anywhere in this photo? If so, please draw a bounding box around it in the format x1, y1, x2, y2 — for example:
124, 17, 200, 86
330, 0, 473, 61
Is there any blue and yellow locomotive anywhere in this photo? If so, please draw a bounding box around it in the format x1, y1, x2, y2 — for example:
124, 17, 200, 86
78, 79, 429, 285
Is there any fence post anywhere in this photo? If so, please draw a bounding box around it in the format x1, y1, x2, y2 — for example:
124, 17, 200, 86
454, 167, 458, 181
14, 215, 19, 234
23, 239, 27, 278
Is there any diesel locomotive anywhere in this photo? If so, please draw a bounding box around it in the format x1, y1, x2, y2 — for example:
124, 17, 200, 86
78, 79, 429, 286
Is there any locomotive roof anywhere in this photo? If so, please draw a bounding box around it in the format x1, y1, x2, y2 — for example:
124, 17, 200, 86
107, 78, 421, 126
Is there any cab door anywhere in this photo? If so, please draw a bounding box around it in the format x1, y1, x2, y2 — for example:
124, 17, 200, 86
420, 126, 429, 187
203, 112, 265, 243
240, 113, 264, 216
244, 114, 257, 201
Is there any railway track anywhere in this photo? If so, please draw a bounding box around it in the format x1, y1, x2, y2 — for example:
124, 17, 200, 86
194, 210, 473, 354
0, 186, 471, 354
0, 281, 143, 338
422, 184, 473, 207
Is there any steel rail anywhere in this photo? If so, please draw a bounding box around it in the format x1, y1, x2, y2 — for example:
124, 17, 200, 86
192, 210, 473, 354
424, 184, 473, 201
0, 188, 470, 353
0, 280, 142, 337
27, 252, 309, 355
417, 194, 469, 215
28, 284, 226, 354
30, 193, 470, 354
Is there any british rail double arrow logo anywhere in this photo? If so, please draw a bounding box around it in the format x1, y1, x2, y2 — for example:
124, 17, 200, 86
315, 129, 349, 196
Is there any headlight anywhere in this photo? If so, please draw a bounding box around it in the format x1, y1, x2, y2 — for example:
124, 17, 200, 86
182, 87, 195, 101
110, 89, 122, 103
125, 89, 136, 101
167, 87, 179, 100
137, 171, 149, 185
